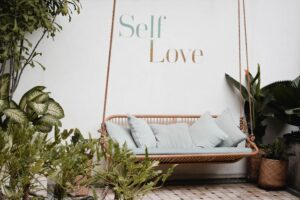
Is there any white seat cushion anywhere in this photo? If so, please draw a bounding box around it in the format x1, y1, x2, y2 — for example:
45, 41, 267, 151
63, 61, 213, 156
106, 122, 136, 148
189, 112, 228, 147
128, 115, 157, 148
215, 109, 247, 147
151, 123, 194, 148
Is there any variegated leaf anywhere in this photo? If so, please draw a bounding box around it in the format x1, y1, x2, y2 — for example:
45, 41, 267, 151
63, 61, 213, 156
28, 102, 48, 115
3, 108, 28, 124
37, 114, 62, 127
46, 100, 64, 119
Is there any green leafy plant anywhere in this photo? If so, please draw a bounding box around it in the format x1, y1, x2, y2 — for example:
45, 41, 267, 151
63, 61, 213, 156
0, 0, 80, 98
48, 127, 99, 200
0, 75, 64, 133
264, 75, 300, 127
264, 138, 287, 160
227, 65, 300, 146
91, 140, 175, 200
225, 65, 272, 145
0, 122, 52, 200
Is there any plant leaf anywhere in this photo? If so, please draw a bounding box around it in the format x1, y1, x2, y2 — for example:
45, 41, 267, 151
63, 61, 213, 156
0, 74, 10, 100
3, 108, 28, 124
19, 86, 46, 109
36, 124, 53, 133
225, 74, 248, 100
0, 99, 9, 112
285, 108, 300, 115
28, 102, 48, 115
46, 100, 64, 119
37, 114, 62, 127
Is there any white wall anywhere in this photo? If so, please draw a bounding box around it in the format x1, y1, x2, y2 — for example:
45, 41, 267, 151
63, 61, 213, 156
16, 0, 300, 179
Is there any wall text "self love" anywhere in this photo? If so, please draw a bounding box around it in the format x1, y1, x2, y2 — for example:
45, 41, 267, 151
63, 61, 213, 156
119, 15, 204, 64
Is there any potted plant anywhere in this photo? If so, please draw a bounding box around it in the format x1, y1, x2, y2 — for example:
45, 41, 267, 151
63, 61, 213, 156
263, 75, 300, 192
226, 66, 299, 182
258, 138, 288, 189
226, 65, 270, 181
90, 140, 175, 200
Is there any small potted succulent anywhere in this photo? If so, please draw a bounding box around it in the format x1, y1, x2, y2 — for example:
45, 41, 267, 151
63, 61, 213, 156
258, 138, 288, 189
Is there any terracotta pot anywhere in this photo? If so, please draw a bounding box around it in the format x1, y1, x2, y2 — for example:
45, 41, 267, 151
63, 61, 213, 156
258, 158, 288, 190
247, 149, 264, 182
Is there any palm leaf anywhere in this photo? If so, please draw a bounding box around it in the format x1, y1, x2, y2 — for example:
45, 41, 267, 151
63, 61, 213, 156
225, 74, 248, 100
3, 108, 28, 124
293, 75, 300, 87
261, 80, 293, 94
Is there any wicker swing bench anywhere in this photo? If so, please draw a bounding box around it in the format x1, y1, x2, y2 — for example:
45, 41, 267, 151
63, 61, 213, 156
99, 0, 259, 164
103, 114, 259, 164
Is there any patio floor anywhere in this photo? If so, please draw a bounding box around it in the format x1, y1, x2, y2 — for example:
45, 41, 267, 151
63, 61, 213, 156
96, 183, 299, 200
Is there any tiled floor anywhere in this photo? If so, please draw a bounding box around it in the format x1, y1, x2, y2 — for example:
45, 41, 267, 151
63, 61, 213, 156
96, 183, 300, 200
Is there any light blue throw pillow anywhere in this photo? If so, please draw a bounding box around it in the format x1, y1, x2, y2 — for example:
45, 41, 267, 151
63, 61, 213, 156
189, 112, 228, 147
128, 115, 157, 148
215, 109, 247, 147
105, 122, 136, 148
151, 123, 194, 148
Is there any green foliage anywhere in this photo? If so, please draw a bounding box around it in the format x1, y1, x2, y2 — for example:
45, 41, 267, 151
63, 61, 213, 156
225, 65, 271, 145
226, 64, 300, 145
91, 140, 175, 200
0, 122, 51, 199
263, 75, 300, 126
0, 122, 98, 200
264, 138, 287, 160
48, 127, 99, 200
0, 77, 64, 133
0, 0, 81, 97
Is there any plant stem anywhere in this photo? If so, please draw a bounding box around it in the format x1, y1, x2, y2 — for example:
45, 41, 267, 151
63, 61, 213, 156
0, 60, 7, 76
22, 184, 30, 200
12, 30, 47, 96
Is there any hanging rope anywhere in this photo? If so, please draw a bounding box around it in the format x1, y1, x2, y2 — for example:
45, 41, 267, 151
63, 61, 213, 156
237, 0, 243, 119
101, 0, 117, 126
242, 0, 254, 136
100, 0, 117, 156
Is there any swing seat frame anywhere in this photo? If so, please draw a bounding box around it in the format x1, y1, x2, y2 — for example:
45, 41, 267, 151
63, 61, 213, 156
102, 114, 259, 164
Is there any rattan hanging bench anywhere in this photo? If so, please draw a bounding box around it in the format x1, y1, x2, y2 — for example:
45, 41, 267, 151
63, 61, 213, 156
99, 0, 259, 164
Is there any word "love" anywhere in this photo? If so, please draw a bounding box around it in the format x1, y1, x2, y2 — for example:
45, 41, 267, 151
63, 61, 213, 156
150, 40, 203, 63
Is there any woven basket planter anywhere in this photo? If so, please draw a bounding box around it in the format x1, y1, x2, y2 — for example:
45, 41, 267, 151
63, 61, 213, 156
258, 158, 288, 190
247, 149, 264, 182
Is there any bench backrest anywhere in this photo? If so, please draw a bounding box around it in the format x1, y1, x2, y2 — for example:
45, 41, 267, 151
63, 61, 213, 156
105, 114, 218, 127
